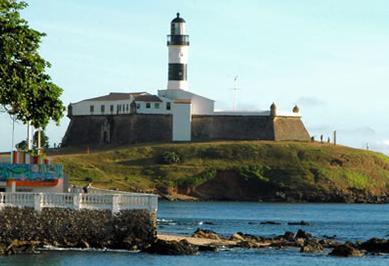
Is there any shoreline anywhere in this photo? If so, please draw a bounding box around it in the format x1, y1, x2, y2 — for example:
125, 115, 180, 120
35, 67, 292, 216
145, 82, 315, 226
159, 193, 389, 204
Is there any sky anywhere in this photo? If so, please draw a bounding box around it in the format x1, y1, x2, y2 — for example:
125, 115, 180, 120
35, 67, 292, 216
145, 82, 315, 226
1, 0, 389, 154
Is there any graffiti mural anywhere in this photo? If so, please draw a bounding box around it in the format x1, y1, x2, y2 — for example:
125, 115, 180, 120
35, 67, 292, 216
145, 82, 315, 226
0, 164, 63, 181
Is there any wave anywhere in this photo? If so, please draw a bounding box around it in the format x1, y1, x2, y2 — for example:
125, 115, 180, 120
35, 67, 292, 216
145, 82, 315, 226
40, 245, 140, 253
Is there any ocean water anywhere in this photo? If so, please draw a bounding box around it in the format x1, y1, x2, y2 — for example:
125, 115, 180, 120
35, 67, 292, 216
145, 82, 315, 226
1, 202, 388, 266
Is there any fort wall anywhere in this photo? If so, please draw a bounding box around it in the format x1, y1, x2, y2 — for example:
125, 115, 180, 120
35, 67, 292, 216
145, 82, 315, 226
62, 114, 310, 147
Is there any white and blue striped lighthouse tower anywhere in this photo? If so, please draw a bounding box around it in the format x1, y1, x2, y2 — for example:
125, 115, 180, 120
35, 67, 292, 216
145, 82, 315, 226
167, 13, 189, 90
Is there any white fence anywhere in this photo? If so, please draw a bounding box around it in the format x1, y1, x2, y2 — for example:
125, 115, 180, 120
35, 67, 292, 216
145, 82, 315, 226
0, 192, 158, 213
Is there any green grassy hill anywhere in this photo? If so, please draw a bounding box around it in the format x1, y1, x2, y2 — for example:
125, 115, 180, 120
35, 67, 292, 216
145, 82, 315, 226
51, 141, 389, 202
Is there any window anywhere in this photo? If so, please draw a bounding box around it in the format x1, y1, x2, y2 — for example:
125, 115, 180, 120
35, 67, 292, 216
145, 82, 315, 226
110, 105, 114, 113
90, 105, 94, 113
136, 103, 140, 109
154, 103, 160, 109
166, 102, 171, 110
126, 104, 129, 112
122, 104, 125, 112
101, 105, 105, 114
146, 103, 151, 109
117, 104, 121, 113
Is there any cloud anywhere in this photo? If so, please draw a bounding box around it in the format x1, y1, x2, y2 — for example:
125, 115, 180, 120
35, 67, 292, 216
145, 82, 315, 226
295, 97, 326, 107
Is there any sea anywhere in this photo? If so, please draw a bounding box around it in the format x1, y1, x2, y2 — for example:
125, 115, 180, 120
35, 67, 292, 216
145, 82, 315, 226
1, 202, 388, 266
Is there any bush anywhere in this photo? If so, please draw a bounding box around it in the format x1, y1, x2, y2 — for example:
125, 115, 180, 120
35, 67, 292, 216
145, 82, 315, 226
159, 151, 181, 164
238, 165, 270, 182
84, 176, 93, 182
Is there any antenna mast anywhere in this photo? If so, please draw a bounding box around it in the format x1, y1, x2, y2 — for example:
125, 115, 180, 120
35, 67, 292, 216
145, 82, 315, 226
232, 75, 239, 111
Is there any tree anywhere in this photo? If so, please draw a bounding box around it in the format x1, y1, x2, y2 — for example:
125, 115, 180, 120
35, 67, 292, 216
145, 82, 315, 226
33, 130, 49, 149
0, 0, 64, 128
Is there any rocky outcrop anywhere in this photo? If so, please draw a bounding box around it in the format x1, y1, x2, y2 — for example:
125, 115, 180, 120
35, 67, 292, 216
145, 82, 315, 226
329, 244, 364, 257
359, 238, 389, 253
0, 207, 156, 254
192, 229, 221, 240
145, 239, 198, 255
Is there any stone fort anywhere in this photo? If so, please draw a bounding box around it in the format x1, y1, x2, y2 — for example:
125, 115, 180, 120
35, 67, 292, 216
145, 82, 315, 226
62, 13, 310, 147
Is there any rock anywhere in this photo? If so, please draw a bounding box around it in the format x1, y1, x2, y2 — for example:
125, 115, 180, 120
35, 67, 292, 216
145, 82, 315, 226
323, 235, 337, 239
235, 240, 262, 249
230, 233, 245, 241
359, 238, 389, 253
329, 244, 364, 257
197, 245, 218, 252
192, 229, 221, 240
295, 229, 312, 239
288, 221, 310, 226
5, 240, 41, 255
282, 231, 296, 241
319, 239, 340, 248
145, 239, 198, 255
300, 240, 323, 253
260, 221, 281, 225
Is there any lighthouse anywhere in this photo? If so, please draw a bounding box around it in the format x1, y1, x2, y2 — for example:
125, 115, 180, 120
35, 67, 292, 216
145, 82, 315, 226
167, 13, 189, 90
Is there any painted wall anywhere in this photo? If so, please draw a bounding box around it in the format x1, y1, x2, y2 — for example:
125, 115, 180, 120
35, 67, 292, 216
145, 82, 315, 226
158, 89, 214, 115
172, 103, 192, 141
135, 97, 173, 115
71, 99, 132, 116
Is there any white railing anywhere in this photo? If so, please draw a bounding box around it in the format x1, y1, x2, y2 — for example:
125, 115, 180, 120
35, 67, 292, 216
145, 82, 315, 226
0, 192, 158, 213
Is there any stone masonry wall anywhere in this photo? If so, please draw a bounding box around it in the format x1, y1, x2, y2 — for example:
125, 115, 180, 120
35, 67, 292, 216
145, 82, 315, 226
62, 114, 172, 147
191, 115, 275, 141
0, 207, 156, 254
273, 116, 310, 141
62, 114, 310, 146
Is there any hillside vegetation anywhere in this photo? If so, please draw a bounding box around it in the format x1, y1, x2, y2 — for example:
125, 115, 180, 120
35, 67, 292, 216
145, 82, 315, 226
51, 141, 389, 202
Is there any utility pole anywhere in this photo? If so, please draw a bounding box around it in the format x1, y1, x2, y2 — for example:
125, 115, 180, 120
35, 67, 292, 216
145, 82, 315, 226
333, 130, 337, 145
26, 121, 33, 150
10, 115, 15, 163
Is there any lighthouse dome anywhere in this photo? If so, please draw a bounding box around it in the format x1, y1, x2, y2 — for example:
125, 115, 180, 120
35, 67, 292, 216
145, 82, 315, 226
172, 13, 185, 23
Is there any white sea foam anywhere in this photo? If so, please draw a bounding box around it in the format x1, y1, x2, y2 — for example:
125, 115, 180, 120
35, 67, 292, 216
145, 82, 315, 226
40, 245, 140, 253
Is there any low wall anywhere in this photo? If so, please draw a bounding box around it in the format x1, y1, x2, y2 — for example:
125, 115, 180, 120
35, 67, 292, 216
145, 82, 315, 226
0, 207, 156, 254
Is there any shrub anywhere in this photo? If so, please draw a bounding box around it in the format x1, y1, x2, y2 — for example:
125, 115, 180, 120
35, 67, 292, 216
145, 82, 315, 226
238, 165, 270, 182
84, 176, 93, 182
159, 151, 181, 164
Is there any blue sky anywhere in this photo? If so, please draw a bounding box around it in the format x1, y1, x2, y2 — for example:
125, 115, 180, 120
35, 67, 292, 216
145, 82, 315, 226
1, 0, 389, 154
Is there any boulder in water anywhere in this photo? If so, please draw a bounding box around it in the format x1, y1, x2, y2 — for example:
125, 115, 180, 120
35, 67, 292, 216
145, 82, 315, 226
359, 238, 389, 253
329, 244, 364, 257
192, 229, 221, 240
145, 239, 199, 255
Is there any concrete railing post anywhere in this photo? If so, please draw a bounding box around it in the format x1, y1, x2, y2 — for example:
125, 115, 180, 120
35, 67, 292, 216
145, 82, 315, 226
34, 193, 43, 212
112, 195, 120, 214
73, 193, 82, 210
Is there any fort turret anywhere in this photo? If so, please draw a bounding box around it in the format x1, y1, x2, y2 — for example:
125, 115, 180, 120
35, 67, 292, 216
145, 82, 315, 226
167, 13, 189, 90
270, 102, 277, 117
